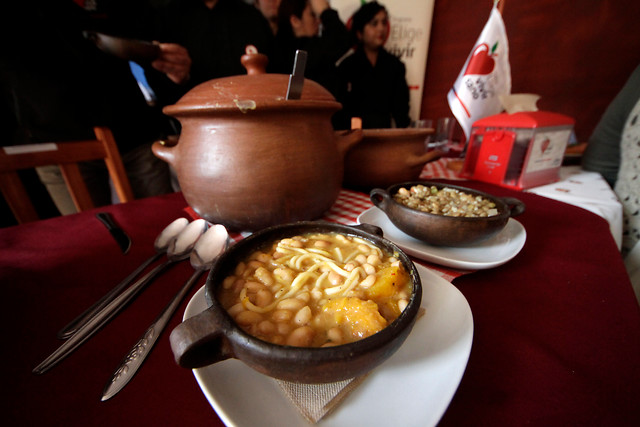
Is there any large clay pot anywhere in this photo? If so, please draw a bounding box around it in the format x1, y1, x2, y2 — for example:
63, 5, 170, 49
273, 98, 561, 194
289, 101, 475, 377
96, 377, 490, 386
343, 128, 442, 190
152, 53, 362, 231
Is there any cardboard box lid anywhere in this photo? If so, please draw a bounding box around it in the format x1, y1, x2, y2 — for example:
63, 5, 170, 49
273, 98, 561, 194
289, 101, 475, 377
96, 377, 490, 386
473, 111, 575, 128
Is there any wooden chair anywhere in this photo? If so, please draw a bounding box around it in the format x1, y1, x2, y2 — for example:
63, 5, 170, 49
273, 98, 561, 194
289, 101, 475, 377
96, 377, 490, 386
0, 126, 134, 224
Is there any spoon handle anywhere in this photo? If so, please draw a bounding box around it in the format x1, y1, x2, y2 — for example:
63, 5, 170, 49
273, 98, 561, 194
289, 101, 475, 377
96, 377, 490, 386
57, 252, 164, 339
101, 269, 206, 401
33, 259, 175, 375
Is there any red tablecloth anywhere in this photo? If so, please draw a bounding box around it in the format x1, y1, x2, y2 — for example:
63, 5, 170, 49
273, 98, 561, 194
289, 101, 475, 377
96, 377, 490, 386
2, 183, 639, 426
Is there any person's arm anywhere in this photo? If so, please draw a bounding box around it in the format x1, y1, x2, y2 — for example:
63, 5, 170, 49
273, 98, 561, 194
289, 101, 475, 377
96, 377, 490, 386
390, 57, 411, 128
582, 64, 640, 187
314, 4, 355, 70
151, 43, 192, 85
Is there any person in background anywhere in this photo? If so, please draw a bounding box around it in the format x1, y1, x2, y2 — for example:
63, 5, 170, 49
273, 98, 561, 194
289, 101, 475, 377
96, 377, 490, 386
582, 65, 640, 189
331, 1, 410, 130
582, 64, 640, 304
142, 0, 274, 110
270, 0, 353, 92
255, 0, 281, 35
3, 0, 175, 216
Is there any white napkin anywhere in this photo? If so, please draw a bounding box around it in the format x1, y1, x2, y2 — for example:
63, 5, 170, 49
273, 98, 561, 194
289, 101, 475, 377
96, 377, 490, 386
499, 93, 540, 113
526, 166, 623, 248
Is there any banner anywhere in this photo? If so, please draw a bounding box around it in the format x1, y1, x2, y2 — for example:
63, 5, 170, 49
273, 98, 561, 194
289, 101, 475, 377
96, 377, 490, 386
332, 0, 435, 122
447, 5, 511, 141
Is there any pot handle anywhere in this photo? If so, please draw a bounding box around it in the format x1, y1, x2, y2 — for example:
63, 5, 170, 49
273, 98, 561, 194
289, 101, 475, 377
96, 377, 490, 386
151, 137, 178, 166
369, 188, 392, 212
169, 305, 233, 369
335, 129, 363, 156
352, 223, 384, 237
499, 197, 526, 217
240, 45, 268, 75
405, 149, 444, 168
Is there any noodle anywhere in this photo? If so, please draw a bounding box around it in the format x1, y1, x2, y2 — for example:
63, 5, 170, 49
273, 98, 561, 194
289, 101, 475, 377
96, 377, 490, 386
218, 232, 412, 347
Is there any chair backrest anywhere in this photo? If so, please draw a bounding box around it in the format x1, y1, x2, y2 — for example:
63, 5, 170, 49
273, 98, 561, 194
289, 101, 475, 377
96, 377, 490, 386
0, 126, 134, 224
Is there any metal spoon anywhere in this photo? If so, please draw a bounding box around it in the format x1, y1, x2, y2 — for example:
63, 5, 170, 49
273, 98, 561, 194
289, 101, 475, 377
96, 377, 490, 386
33, 219, 208, 375
57, 217, 190, 339
286, 49, 307, 100
101, 224, 229, 401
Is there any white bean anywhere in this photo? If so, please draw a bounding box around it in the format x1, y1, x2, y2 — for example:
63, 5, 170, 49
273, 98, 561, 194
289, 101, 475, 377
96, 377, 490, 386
294, 306, 312, 325
227, 303, 244, 317
222, 276, 236, 289
255, 289, 273, 307
232, 279, 245, 293
272, 309, 293, 322
327, 327, 343, 344
358, 244, 371, 253
366, 254, 381, 266
297, 291, 310, 303
234, 261, 246, 276
311, 288, 323, 300
247, 260, 264, 270
328, 271, 343, 286
359, 275, 376, 288
255, 252, 271, 263
244, 281, 266, 292
287, 326, 315, 347
277, 298, 304, 311
314, 240, 330, 248
274, 267, 294, 283
281, 238, 303, 248
277, 323, 291, 335
255, 267, 274, 286
235, 310, 262, 325
363, 263, 376, 275
258, 320, 276, 335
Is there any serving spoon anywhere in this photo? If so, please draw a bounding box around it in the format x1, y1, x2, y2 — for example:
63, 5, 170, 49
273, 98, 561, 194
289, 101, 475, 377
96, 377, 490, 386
33, 219, 208, 375
101, 224, 229, 401
57, 217, 190, 339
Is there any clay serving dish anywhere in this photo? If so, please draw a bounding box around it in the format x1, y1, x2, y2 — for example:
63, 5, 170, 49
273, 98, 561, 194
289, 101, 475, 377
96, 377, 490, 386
343, 128, 442, 190
152, 52, 362, 232
169, 221, 422, 384
370, 181, 525, 246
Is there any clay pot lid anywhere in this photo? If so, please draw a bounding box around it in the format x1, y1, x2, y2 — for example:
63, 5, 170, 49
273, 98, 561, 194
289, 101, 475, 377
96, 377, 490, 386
163, 50, 341, 117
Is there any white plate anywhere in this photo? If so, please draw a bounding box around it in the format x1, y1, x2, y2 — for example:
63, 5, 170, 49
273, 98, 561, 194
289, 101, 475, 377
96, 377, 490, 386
358, 207, 526, 270
184, 264, 473, 427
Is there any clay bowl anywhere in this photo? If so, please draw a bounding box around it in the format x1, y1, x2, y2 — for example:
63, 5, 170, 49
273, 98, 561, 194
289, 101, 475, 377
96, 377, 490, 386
169, 221, 422, 384
370, 181, 525, 247
343, 128, 442, 191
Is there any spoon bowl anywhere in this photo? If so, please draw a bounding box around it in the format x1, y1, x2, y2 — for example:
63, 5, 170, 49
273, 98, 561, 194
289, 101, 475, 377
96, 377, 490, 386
166, 219, 209, 262
155, 217, 190, 252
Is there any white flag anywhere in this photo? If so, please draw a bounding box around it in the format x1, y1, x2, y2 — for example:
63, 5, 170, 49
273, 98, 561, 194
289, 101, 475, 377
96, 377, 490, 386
447, 6, 511, 141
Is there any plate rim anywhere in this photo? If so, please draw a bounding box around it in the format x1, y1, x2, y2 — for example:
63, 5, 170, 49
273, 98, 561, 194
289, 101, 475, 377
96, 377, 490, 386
357, 206, 526, 269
